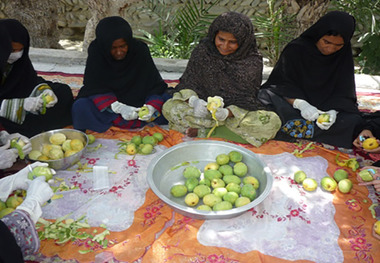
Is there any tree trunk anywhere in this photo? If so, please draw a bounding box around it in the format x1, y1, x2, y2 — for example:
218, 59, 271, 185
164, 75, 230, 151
1, 0, 61, 48
286, 0, 331, 37
82, 0, 142, 51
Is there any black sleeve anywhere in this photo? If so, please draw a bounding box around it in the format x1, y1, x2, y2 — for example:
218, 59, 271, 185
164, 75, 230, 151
0, 220, 24, 263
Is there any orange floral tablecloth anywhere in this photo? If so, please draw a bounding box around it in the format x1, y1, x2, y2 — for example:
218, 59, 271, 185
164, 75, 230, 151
23, 125, 380, 263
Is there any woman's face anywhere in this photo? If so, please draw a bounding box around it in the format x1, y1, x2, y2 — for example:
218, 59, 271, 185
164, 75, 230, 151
316, 35, 344, 55
11, 42, 24, 52
110, 38, 128, 60
214, 31, 239, 56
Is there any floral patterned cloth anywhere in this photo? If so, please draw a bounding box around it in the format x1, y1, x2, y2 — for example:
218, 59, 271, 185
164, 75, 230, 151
1, 209, 39, 258
22, 126, 380, 263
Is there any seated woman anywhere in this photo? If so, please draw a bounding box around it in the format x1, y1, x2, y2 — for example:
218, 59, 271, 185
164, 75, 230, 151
0, 19, 74, 137
162, 12, 281, 147
0, 162, 54, 262
258, 11, 364, 149
72, 16, 169, 133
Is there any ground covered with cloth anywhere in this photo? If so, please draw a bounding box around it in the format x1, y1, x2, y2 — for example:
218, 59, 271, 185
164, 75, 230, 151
20, 124, 379, 263
18, 71, 379, 263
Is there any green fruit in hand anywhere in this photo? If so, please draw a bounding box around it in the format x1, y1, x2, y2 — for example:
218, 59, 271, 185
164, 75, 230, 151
338, 178, 353, 194
183, 166, 201, 179
0, 207, 15, 218
233, 162, 248, 177
204, 162, 219, 171
235, 196, 251, 207
294, 170, 307, 184
213, 200, 233, 211
87, 134, 96, 144
223, 175, 241, 185
358, 169, 374, 182
333, 169, 348, 182
243, 176, 260, 189
197, 205, 212, 211
5, 196, 23, 209
11, 138, 26, 159
170, 185, 187, 197
203, 193, 222, 208
226, 182, 241, 195
142, 136, 156, 145
185, 177, 199, 192
131, 135, 142, 146
211, 178, 225, 189
219, 164, 233, 176
241, 184, 257, 201
193, 184, 211, 198
152, 132, 164, 142
229, 151, 243, 163
138, 106, 150, 118
184, 193, 199, 206
204, 169, 222, 181
320, 176, 338, 192
0, 201, 6, 211
140, 143, 153, 155
212, 187, 228, 198
302, 178, 318, 191
216, 153, 230, 165
28, 166, 53, 181
317, 113, 330, 123
223, 191, 239, 205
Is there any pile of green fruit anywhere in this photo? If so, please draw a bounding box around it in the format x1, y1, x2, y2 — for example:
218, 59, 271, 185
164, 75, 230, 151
170, 150, 260, 211
116, 132, 164, 157
294, 169, 353, 193
28, 132, 87, 161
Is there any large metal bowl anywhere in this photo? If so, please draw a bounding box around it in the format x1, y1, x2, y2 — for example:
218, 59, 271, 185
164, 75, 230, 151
147, 140, 273, 220
29, 128, 88, 170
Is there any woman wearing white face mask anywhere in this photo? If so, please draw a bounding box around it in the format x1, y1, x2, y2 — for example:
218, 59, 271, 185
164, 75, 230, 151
7, 50, 23, 64
0, 19, 74, 137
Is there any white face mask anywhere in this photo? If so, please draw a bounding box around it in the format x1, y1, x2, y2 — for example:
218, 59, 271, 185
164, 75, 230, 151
7, 50, 24, 64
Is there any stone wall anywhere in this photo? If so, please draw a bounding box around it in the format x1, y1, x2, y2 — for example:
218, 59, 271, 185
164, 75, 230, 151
0, 0, 328, 41
0, 0, 361, 51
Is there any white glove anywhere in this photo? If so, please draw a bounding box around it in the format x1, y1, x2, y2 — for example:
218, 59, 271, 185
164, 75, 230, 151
24, 96, 43, 113
138, 104, 156, 121
111, 101, 139, 120
316, 110, 338, 130
189, 96, 208, 117
0, 162, 49, 202
214, 108, 229, 121
0, 130, 10, 145
293, 99, 319, 121
42, 89, 58, 108
7, 133, 32, 156
16, 176, 54, 224
0, 148, 18, 169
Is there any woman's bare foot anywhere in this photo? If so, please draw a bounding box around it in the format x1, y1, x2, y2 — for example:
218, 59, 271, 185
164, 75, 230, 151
186, 128, 198, 137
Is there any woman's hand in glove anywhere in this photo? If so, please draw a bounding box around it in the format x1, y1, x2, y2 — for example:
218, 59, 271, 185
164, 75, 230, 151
0, 149, 18, 169
138, 104, 157, 121
24, 96, 43, 113
293, 99, 319, 121
7, 133, 32, 155
111, 101, 139, 120
42, 89, 58, 108
16, 176, 54, 224
189, 96, 208, 117
214, 108, 229, 121
316, 110, 338, 130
